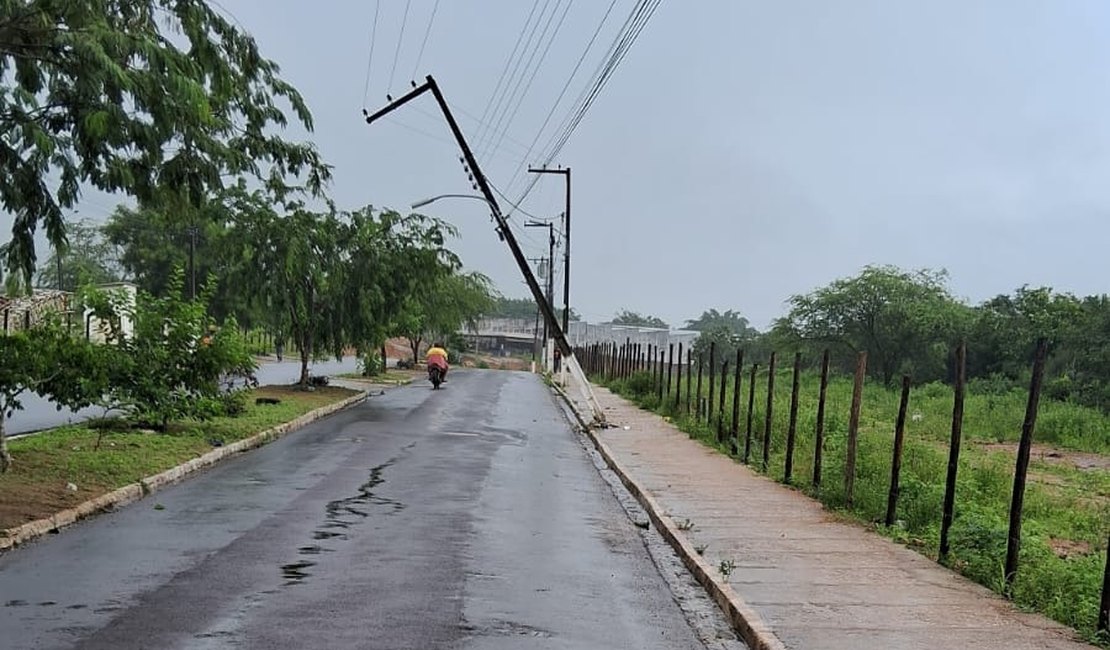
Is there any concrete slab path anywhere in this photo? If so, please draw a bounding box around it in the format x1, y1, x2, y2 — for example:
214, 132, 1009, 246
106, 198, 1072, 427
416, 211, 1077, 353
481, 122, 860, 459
572, 383, 1095, 650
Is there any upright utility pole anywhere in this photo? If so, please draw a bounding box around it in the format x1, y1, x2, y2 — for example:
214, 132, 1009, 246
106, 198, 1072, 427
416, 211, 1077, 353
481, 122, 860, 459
187, 225, 198, 300
525, 220, 556, 348
528, 167, 570, 334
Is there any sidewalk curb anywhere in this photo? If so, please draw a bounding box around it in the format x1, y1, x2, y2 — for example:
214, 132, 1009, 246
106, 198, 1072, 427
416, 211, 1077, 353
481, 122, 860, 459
552, 384, 788, 650
0, 389, 370, 554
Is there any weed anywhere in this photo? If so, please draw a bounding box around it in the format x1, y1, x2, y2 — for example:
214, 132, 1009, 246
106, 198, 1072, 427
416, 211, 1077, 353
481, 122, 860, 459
676, 518, 695, 531
718, 559, 736, 577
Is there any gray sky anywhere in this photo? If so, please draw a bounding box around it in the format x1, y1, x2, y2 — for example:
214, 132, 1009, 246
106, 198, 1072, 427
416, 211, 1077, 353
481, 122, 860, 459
16, 1, 1110, 330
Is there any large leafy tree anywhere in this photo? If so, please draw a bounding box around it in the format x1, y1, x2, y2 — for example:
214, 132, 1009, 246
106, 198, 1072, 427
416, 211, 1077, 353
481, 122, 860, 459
777, 265, 970, 383
35, 217, 125, 289
485, 296, 579, 323
685, 308, 758, 337
101, 201, 245, 321
395, 271, 497, 362
225, 187, 459, 385
1, 0, 330, 283
611, 309, 668, 329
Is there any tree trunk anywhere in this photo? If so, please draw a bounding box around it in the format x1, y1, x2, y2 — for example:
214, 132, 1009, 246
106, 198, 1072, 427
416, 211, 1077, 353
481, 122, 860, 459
410, 337, 421, 364
0, 414, 11, 473
299, 342, 311, 386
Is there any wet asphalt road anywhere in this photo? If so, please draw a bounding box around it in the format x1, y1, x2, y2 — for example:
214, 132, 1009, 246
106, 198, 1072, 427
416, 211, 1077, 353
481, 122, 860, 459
0, 370, 716, 649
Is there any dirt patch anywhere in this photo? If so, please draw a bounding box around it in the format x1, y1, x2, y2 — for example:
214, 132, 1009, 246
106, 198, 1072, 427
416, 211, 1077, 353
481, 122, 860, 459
0, 480, 106, 532
977, 442, 1110, 471
1048, 537, 1092, 559
459, 354, 530, 371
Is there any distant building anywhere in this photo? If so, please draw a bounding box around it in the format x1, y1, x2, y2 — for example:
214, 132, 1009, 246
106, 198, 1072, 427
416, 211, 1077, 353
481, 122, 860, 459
459, 317, 701, 362
461, 318, 538, 357
83, 283, 137, 343
566, 321, 698, 352
1, 283, 137, 343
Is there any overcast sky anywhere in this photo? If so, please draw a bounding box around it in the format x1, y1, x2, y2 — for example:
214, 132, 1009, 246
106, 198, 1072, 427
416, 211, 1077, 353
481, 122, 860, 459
13, 1, 1110, 330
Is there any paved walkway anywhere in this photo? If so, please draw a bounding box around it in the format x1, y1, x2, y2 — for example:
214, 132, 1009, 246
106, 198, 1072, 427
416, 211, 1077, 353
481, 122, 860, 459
570, 383, 1094, 650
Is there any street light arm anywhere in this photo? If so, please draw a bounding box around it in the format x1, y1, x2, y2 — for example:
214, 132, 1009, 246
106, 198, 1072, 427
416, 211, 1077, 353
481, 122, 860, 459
410, 194, 496, 211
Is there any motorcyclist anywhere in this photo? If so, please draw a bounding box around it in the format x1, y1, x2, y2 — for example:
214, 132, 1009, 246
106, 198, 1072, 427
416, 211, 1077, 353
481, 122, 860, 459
426, 342, 449, 381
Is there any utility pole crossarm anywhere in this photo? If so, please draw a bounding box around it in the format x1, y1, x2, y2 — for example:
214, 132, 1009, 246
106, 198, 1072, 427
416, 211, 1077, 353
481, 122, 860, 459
362, 82, 432, 125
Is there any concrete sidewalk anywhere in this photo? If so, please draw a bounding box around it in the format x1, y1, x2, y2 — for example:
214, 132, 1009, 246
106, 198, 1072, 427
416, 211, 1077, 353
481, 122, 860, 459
565, 382, 1094, 650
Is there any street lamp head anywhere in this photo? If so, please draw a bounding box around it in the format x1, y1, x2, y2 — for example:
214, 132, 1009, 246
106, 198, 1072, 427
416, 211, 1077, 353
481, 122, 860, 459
409, 193, 494, 211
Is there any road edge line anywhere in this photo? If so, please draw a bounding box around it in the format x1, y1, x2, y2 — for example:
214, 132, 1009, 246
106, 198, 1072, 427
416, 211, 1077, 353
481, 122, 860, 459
550, 382, 788, 650
0, 389, 370, 554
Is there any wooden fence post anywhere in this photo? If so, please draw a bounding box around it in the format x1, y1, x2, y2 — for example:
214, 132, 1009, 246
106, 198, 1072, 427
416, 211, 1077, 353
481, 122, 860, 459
885, 375, 912, 527
707, 341, 717, 425
939, 342, 967, 561
695, 354, 704, 420
1004, 338, 1048, 594
813, 349, 830, 490
685, 349, 693, 415
1099, 533, 1110, 634
666, 343, 674, 399
784, 351, 802, 484
762, 352, 777, 471
716, 359, 729, 443
844, 351, 867, 507
745, 363, 759, 464
675, 343, 684, 410
731, 349, 744, 456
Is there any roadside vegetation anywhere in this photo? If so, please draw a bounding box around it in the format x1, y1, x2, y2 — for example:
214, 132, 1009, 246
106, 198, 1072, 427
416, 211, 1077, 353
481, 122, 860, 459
0, 385, 356, 531
0, 1, 498, 479
592, 264, 1110, 644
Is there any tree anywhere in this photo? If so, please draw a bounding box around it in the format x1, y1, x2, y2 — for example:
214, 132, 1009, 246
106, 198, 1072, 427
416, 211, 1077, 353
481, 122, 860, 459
102, 202, 245, 321
777, 265, 970, 383
612, 309, 668, 329
81, 271, 255, 429
1, 0, 330, 284
0, 319, 108, 472
685, 309, 758, 337
224, 187, 460, 385
395, 271, 497, 362
225, 194, 340, 385
35, 217, 125, 289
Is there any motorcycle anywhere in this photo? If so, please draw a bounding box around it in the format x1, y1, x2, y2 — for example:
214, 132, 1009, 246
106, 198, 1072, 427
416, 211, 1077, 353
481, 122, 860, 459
427, 359, 447, 390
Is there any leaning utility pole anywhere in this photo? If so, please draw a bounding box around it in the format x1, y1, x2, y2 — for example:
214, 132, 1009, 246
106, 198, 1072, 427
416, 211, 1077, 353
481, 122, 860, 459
528, 166, 570, 335
362, 75, 605, 425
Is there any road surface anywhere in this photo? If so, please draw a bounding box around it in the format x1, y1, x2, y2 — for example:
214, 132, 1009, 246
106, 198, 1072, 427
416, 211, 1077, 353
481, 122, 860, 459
8, 357, 363, 435
0, 370, 741, 649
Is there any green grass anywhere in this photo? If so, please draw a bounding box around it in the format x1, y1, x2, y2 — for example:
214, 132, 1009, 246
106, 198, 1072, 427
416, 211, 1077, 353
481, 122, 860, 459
0, 385, 357, 530
602, 367, 1110, 644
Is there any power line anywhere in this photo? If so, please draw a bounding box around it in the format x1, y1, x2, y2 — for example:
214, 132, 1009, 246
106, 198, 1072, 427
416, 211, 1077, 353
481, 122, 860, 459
510, 0, 660, 209
484, 0, 573, 164
410, 104, 533, 159
473, 1, 543, 152
543, 0, 659, 164
475, 0, 553, 158
387, 0, 412, 96
410, 0, 440, 81
501, 0, 619, 196
362, 0, 381, 107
